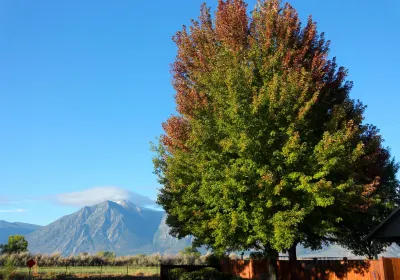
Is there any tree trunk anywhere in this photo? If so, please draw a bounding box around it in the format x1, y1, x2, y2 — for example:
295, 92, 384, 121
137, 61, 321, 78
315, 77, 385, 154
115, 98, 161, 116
373, 240, 378, 260
268, 258, 277, 280
288, 243, 297, 261
267, 248, 278, 280
288, 243, 298, 280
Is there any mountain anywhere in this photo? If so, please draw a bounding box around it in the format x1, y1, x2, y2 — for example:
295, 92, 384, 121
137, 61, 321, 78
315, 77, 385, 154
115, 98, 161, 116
22, 200, 400, 257
0, 220, 42, 244
26, 200, 170, 256
153, 214, 193, 253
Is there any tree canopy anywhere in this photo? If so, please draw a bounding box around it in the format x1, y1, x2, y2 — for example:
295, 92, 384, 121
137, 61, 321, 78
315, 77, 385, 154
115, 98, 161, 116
0, 235, 29, 254
153, 0, 399, 258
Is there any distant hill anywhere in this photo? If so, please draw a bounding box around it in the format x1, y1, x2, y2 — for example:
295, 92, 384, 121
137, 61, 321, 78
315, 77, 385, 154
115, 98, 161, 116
295, 243, 400, 259
0, 220, 42, 244
26, 200, 191, 256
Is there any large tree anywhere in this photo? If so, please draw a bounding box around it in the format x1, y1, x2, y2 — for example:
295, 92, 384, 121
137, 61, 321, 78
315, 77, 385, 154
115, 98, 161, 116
153, 0, 399, 260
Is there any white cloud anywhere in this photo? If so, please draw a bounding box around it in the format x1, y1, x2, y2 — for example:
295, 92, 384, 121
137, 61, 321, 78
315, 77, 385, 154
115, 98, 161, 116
0, 209, 27, 213
54, 187, 156, 207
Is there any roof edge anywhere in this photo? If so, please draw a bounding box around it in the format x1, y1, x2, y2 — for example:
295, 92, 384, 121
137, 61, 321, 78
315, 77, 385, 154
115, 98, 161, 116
364, 206, 400, 241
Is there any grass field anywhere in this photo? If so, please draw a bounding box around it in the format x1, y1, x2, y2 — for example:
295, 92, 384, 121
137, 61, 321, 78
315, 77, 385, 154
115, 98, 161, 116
16, 266, 159, 276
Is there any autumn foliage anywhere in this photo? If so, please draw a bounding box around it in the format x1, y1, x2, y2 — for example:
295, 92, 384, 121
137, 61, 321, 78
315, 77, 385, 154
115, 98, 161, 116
154, 0, 399, 258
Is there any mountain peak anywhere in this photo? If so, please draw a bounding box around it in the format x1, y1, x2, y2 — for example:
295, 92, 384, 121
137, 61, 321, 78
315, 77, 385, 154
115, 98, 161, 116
113, 200, 144, 212
114, 199, 133, 206
95, 200, 126, 208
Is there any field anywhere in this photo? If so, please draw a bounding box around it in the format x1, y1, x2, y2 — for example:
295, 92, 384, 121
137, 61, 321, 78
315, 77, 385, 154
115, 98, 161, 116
15, 266, 159, 277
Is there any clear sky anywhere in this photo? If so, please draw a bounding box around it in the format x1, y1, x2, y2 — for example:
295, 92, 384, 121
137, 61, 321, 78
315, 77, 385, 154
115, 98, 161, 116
0, 0, 399, 226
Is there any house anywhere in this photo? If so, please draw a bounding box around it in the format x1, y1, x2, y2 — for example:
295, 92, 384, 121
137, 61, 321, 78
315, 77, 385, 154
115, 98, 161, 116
365, 207, 400, 259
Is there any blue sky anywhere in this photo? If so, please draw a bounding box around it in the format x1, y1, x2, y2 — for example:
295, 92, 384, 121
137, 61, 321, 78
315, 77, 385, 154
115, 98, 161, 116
0, 0, 399, 226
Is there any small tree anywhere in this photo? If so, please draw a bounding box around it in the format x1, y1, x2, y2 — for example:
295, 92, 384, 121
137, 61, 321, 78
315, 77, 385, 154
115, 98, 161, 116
0, 235, 28, 254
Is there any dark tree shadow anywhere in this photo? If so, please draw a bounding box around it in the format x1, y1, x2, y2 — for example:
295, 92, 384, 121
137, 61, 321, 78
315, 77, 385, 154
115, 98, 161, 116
324, 259, 371, 278
294, 259, 372, 279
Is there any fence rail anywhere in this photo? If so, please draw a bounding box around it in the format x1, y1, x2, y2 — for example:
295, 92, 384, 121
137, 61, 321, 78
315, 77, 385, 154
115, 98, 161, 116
278, 256, 364, 260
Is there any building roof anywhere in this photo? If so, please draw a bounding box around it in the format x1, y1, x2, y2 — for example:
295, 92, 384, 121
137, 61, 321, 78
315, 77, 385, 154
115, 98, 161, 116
365, 206, 400, 242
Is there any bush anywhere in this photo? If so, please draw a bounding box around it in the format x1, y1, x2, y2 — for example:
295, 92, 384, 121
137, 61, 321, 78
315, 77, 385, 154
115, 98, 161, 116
0, 258, 17, 280
169, 268, 186, 280
190, 267, 226, 280
96, 251, 116, 259
175, 267, 230, 280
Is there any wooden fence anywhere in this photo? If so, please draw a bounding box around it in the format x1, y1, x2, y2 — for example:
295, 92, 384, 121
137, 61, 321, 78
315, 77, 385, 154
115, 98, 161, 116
381, 257, 400, 280
159, 258, 400, 279
220, 257, 400, 280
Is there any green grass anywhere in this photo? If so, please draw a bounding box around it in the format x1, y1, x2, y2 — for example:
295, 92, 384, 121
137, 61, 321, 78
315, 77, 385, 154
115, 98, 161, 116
16, 266, 159, 276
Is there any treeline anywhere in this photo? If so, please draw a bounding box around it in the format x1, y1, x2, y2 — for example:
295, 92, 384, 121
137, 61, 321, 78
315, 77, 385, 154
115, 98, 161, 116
0, 252, 214, 267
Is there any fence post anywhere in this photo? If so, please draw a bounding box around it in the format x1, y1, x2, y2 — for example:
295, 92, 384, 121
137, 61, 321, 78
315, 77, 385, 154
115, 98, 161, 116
343, 257, 348, 279
312, 258, 317, 279
379, 257, 387, 280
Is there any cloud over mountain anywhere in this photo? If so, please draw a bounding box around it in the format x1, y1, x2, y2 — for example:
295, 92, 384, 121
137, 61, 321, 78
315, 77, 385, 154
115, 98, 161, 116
54, 187, 156, 208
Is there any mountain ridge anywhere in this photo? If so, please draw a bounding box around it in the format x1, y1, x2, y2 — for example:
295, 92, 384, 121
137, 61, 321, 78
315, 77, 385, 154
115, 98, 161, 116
25, 200, 192, 256
2, 200, 400, 258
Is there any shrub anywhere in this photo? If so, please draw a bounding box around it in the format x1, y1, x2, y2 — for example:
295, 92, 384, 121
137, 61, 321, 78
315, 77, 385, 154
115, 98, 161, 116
96, 251, 116, 259
0, 258, 17, 280
169, 268, 186, 280
177, 267, 230, 280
